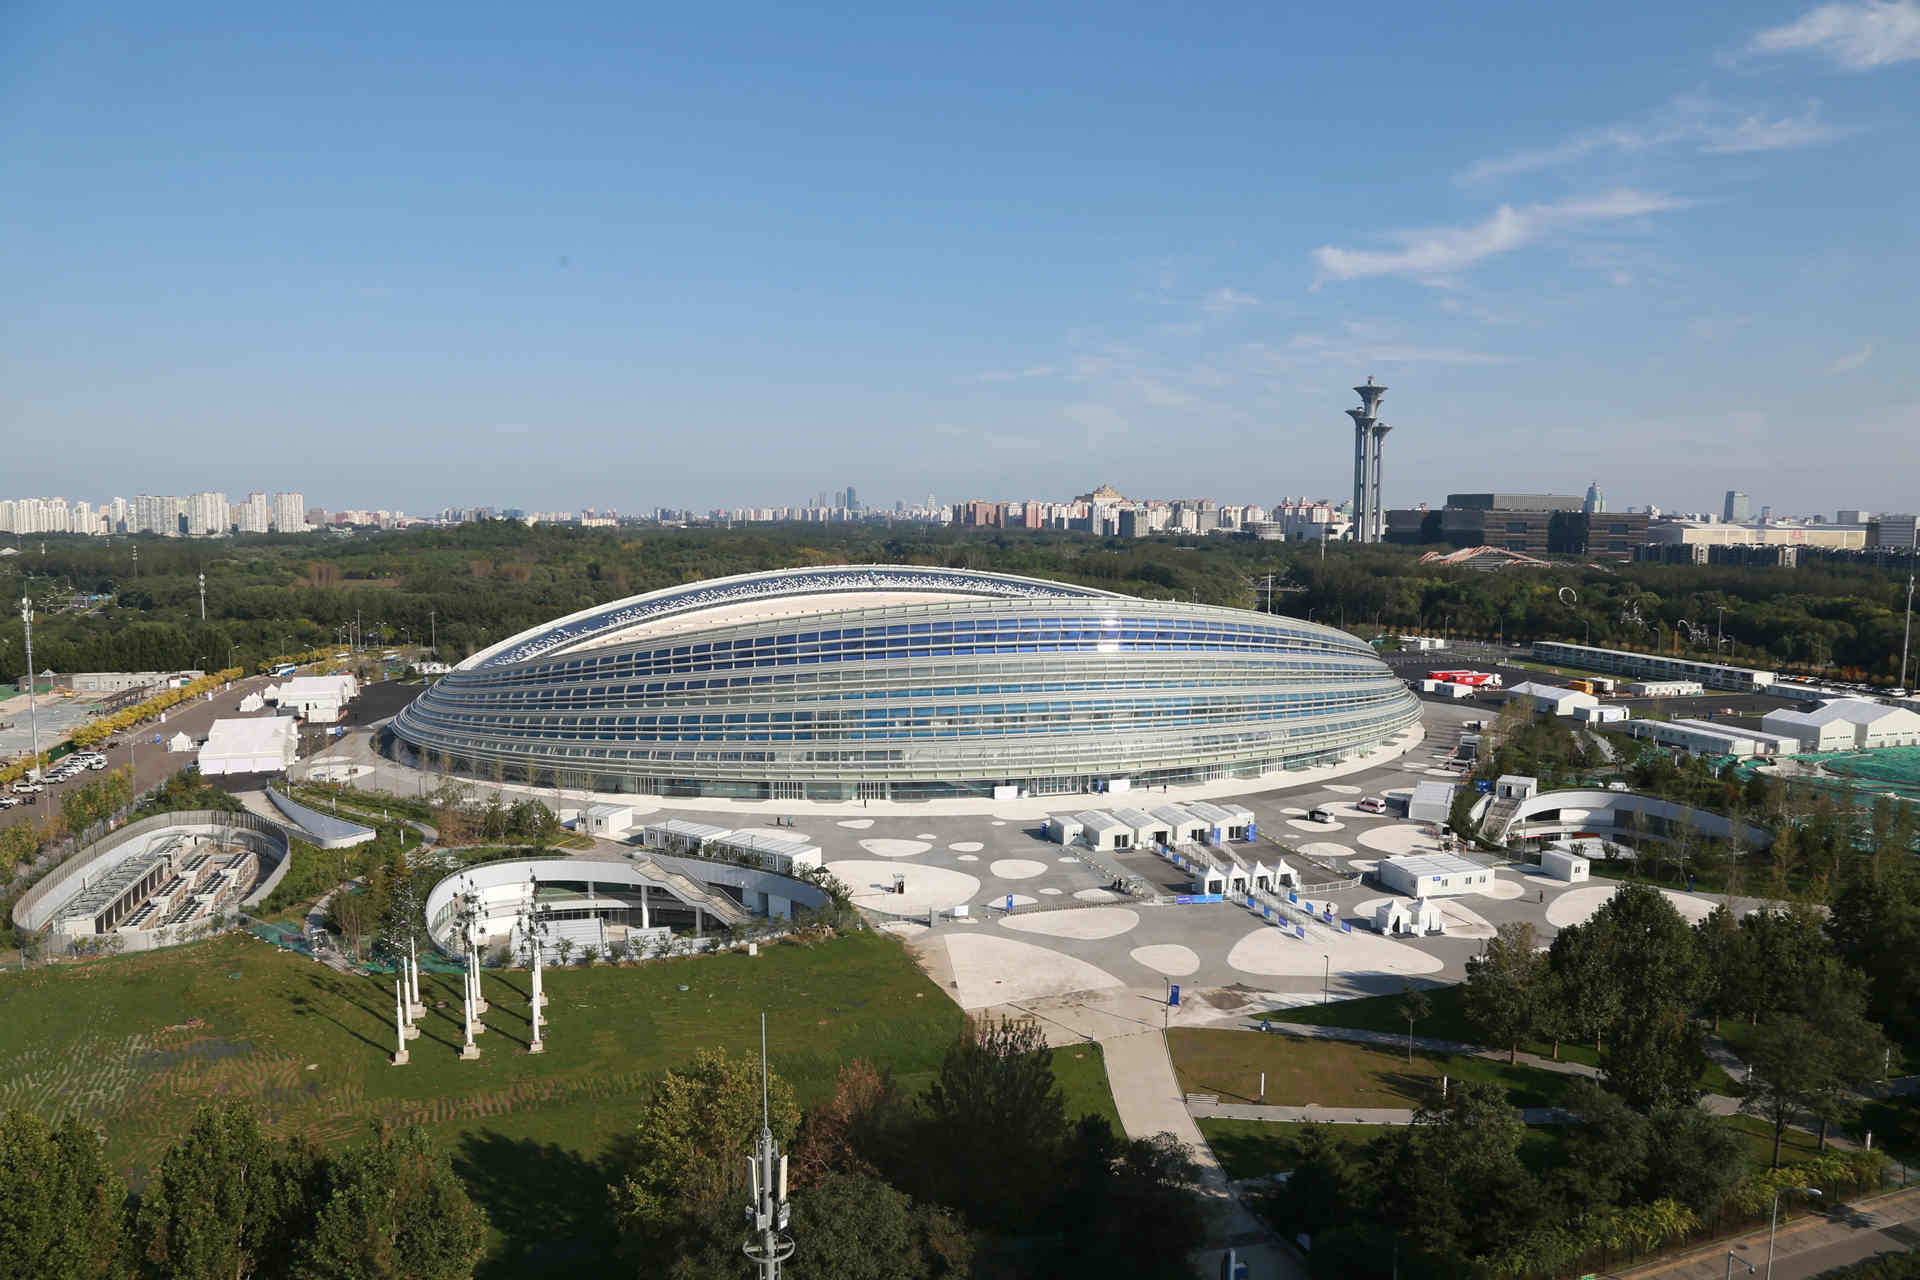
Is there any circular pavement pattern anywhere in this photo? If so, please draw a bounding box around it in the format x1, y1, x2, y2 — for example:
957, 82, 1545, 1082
949, 841, 983, 852
836, 818, 875, 829
1325, 784, 1363, 795
1356, 824, 1443, 855
1056, 856, 1079, 864
1287, 817, 1345, 833
1226, 925, 1444, 979
858, 838, 932, 858
1073, 888, 1123, 903
1002, 907, 1140, 940
1348, 858, 1379, 873
1476, 876, 1526, 901
1003, 893, 1037, 908
1130, 944, 1200, 976
1279, 807, 1308, 817
1318, 801, 1381, 820
989, 858, 1049, 880
991, 821, 1007, 826
916, 832, 938, 840
1546, 884, 1718, 929
825, 861, 981, 915
935, 933, 1124, 1010
955, 854, 979, 862
1041, 887, 1063, 896
1297, 841, 1355, 860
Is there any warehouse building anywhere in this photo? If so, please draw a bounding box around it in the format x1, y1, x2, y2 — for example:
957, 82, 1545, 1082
1506, 681, 1600, 717
1626, 718, 1801, 757
1763, 700, 1920, 752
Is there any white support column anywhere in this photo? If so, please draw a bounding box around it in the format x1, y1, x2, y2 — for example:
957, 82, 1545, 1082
528, 959, 545, 1054
459, 980, 480, 1060
470, 946, 488, 1015
640, 883, 649, 931
391, 978, 410, 1066
406, 940, 424, 1018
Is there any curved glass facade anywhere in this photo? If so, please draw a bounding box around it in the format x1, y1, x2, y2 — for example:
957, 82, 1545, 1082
389, 566, 1419, 800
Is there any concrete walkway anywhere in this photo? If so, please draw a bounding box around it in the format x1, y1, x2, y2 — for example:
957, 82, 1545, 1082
1192, 1099, 1568, 1125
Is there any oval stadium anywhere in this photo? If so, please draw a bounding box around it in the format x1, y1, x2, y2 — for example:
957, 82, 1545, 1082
387, 565, 1419, 802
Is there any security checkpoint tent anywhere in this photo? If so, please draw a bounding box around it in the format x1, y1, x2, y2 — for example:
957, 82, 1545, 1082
1108, 807, 1162, 848
196, 716, 298, 775
167, 731, 195, 754
1174, 846, 1228, 895
1074, 811, 1134, 852
584, 804, 635, 837
1261, 856, 1297, 890
1411, 899, 1447, 935
1378, 852, 1492, 898
1407, 780, 1458, 824
1540, 846, 1590, 883
274, 674, 358, 723
1506, 681, 1599, 717
1045, 815, 1084, 846
1150, 804, 1208, 846
1373, 900, 1413, 935
1186, 800, 1255, 842
237, 692, 265, 713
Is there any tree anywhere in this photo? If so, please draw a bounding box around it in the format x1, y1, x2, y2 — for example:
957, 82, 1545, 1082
1741, 1017, 1830, 1169
1694, 903, 1754, 1033
1273, 1122, 1357, 1238
0, 1110, 124, 1280
291, 1123, 487, 1280
785, 1172, 972, 1280
1463, 921, 1544, 1064
1588, 885, 1707, 1110
612, 1048, 800, 1242
1641, 1105, 1746, 1212
1397, 981, 1431, 1064
1549, 919, 1624, 1056
1551, 1080, 1650, 1210
918, 1016, 1067, 1232
133, 1102, 323, 1280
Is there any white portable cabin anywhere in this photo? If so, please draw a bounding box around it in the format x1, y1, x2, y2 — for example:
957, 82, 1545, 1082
1378, 852, 1492, 898
1109, 807, 1162, 848
1540, 847, 1591, 883
584, 804, 635, 837
1075, 810, 1134, 852
637, 818, 731, 856
1045, 815, 1084, 846
1149, 804, 1208, 846
1494, 775, 1538, 801
1573, 704, 1630, 725
1186, 800, 1255, 843
1407, 780, 1458, 824
709, 830, 824, 875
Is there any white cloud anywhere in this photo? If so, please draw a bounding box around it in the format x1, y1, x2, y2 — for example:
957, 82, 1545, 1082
1829, 342, 1875, 371
1462, 99, 1841, 182
1201, 287, 1260, 315
1745, 0, 1920, 68
1311, 190, 1689, 285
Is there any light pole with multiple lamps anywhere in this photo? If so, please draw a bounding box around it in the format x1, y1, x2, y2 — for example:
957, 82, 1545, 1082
1766, 1185, 1821, 1278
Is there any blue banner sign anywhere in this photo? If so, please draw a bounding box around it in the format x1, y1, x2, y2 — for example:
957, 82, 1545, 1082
1173, 893, 1225, 905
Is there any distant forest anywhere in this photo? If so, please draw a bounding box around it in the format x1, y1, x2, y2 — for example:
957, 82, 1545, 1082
0, 522, 1913, 683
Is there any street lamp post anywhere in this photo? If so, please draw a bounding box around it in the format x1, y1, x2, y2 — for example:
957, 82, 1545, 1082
20, 597, 40, 800
1766, 1186, 1821, 1278
1726, 1249, 1754, 1279
1901, 573, 1914, 694
1322, 954, 1331, 1005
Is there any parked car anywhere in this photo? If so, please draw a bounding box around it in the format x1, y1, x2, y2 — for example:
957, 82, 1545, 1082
0, 796, 18, 809
11, 781, 43, 794
1356, 797, 1388, 814
1308, 807, 1336, 823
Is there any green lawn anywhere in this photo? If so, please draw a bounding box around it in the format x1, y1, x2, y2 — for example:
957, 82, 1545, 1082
1261, 986, 1740, 1094
1718, 1112, 1829, 1167
1168, 1027, 1576, 1111
1199, 1118, 1565, 1182
0, 929, 965, 1273
1050, 1042, 1123, 1131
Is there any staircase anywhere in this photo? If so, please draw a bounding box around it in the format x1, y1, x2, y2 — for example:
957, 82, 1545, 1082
627, 852, 751, 928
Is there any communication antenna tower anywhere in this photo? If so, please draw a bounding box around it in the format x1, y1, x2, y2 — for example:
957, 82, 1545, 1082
743, 1013, 794, 1279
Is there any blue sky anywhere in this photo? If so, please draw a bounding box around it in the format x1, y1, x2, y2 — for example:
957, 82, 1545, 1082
3, 0, 1916, 516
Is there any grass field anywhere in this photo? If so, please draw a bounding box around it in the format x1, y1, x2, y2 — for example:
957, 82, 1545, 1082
1262, 986, 1741, 1094
1168, 1027, 1575, 1110
1050, 1042, 1122, 1132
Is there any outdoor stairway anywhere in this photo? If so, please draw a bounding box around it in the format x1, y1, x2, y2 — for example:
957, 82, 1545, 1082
627, 851, 751, 928
1480, 794, 1522, 842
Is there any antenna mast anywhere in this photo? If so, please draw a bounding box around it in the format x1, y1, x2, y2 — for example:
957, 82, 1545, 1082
743, 1013, 794, 1279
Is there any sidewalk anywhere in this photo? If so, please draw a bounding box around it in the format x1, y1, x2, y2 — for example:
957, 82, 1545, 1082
1192, 1099, 1568, 1125
1617, 1186, 1920, 1279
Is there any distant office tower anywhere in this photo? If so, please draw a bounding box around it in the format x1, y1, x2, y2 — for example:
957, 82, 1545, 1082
845, 485, 858, 511
1347, 377, 1391, 543
1723, 490, 1750, 523
237, 491, 271, 534
187, 491, 228, 537
272, 492, 307, 533
1584, 481, 1606, 515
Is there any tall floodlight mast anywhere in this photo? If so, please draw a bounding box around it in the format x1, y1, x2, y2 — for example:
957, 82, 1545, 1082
743, 1014, 794, 1279
20, 597, 41, 788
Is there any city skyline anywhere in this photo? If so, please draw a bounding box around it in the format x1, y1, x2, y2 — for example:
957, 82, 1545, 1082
3, 2, 1918, 512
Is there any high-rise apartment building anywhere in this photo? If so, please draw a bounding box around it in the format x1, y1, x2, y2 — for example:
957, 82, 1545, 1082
187, 491, 228, 537
271, 492, 307, 532
1723, 490, 1750, 523
235, 491, 271, 534
134, 494, 181, 535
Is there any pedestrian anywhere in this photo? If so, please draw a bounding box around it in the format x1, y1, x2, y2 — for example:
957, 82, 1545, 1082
1539, 888, 1544, 903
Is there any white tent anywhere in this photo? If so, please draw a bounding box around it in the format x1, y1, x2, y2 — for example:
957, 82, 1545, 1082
197, 716, 298, 775
167, 731, 196, 754
275, 674, 359, 723
237, 692, 266, 713
1373, 900, 1413, 936
1412, 898, 1447, 935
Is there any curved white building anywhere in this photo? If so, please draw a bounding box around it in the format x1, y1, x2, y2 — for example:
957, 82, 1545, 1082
389, 565, 1418, 802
